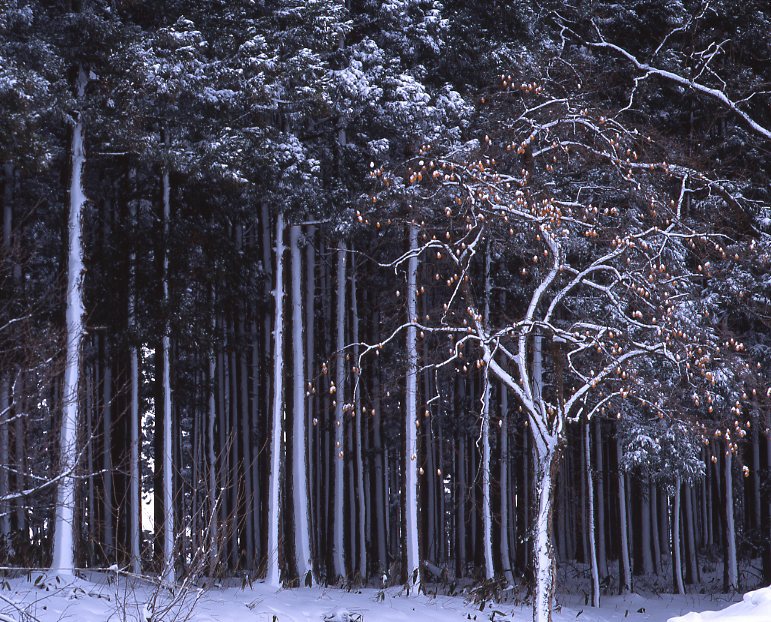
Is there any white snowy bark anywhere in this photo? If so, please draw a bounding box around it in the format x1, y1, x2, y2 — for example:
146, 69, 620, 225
266, 212, 286, 587
127, 185, 141, 574
724, 450, 738, 591
480, 249, 494, 580
584, 422, 600, 607
616, 434, 631, 593
532, 436, 559, 622
290, 225, 313, 584
332, 243, 347, 580
404, 223, 421, 592
51, 68, 88, 574
160, 155, 175, 585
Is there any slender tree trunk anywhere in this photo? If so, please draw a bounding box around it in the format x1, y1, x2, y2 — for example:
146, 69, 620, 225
499, 385, 514, 584
160, 146, 175, 585
480, 249, 494, 580
752, 421, 761, 530
207, 299, 219, 575
724, 449, 738, 591
239, 312, 254, 570
673, 479, 685, 594
640, 478, 654, 576
684, 484, 699, 583
456, 432, 466, 578
372, 366, 387, 575
522, 419, 530, 570
332, 242, 347, 580
650, 483, 661, 574
0, 164, 12, 544
304, 226, 316, 575
85, 365, 95, 566
616, 431, 631, 592
260, 203, 273, 569
585, 422, 600, 607
228, 327, 239, 570
350, 257, 367, 580
102, 344, 113, 561
127, 181, 141, 574
51, 68, 88, 573
266, 212, 285, 587
0, 376, 9, 544
593, 418, 607, 578
291, 225, 313, 584
250, 314, 261, 568
404, 224, 420, 591
532, 434, 560, 622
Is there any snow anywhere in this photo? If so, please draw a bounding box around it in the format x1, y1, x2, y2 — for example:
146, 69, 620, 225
0, 574, 745, 622
669, 587, 771, 622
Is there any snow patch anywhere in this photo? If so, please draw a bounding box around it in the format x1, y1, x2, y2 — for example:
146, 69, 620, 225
669, 586, 771, 622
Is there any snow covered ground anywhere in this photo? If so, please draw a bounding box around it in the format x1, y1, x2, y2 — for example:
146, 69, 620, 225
669, 586, 771, 622
0, 572, 750, 622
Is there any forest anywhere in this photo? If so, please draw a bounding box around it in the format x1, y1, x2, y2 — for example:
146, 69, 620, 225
0, 2, 769, 622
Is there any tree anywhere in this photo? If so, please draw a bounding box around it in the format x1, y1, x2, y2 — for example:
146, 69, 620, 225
367, 77, 752, 619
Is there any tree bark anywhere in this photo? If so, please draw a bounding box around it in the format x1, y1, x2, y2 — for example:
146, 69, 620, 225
673, 479, 685, 594
332, 242, 347, 580
266, 212, 286, 587
51, 67, 88, 574
615, 433, 631, 593
724, 449, 738, 591
404, 223, 420, 591
291, 225, 313, 584
584, 421, 600, 607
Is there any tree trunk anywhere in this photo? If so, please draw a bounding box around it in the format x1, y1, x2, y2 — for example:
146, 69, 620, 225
480, 248, 494, 580
0, 164, 12, 544
404, 223, 420, 591
160, 147, 175, 585
639, 478, 654, 576
593, 418, 607, 578
102, 344, 113, 561
650, 483, 661, 574
350, 257, 367, 580
266, 212, 285, 587
673, 479, 685, 594
615, 433, 631, 593
127, 181, 141, 574
372, 367, 387, 575
584, 422, 600, 607
684, 484, 699, 583
304, 226, 317, 576
51, 68, 88, 574
291, 225, 313, 584
724, 449, 738, 591
499, 385, 514, 584
207, 315, 219, 575
532, 433, 560, 622
332, 242, 347, 580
